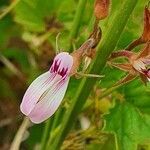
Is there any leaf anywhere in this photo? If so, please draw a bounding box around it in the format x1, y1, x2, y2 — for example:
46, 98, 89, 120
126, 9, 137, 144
119, 79, 150, 114
14, 0, 60, 32
0, 77, 15, 98
14, 0, 45, 32
103, 102, 150, 150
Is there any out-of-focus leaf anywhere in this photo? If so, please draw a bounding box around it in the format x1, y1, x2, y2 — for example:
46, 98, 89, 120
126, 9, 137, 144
0, 78, 15, 98
2, 48, 29, 72
0, 16, 13, 46
14, 0, 70, 32
14, 0, 46, 32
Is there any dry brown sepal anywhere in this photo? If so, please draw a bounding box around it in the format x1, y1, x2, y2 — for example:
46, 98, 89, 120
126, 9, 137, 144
94, 0, 110, 20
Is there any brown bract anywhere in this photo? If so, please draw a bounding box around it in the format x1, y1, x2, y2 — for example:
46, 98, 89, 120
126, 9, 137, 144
69, 38, 96, 76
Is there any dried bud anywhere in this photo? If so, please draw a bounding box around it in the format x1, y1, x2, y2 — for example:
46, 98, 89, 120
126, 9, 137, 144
70, 39, 95, 75
94, 0, 110, 20
141, 4, 150, 42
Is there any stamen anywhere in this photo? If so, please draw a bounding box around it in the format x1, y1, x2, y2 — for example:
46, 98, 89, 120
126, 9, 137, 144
54, 60, 61, 72
58, 67, 68, 78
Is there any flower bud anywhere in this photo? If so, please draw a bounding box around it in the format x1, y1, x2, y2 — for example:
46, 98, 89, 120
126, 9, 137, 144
94, 0, 110, 20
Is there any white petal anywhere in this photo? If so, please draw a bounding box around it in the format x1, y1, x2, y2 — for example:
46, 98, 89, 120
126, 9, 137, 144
28, 76, 70, 124
20, 71, 60, 115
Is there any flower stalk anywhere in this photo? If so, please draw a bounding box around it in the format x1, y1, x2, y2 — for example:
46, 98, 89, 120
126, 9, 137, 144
51, 0, 138, 149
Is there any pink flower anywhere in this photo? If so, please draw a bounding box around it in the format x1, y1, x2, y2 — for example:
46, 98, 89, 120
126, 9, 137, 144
20, 52, 73, 124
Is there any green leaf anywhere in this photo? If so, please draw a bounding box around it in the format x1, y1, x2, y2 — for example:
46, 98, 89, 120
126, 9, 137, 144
119, 79, 150, 114
2, 48, 30, 72
104, 102, 150, 150
14, 0, 61, 32
0, 77, 15, 98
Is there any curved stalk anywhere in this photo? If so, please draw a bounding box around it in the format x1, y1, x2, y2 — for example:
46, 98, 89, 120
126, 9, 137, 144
0, 0, 20, 19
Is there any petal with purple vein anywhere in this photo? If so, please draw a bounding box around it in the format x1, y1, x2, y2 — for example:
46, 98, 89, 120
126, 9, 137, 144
28, 77, 70, 124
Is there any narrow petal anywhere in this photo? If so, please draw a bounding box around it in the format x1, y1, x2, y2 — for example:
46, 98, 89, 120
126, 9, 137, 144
110, 62, 132, 72
20, 71, 58, 115
133, 60, 147, 72
143, 58, 150, 65
137, 43, 150, 58
110, 50, 134, 59
28, 76, 70, 124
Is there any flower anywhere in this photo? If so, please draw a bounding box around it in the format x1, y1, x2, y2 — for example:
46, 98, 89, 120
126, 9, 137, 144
132, 58, 150, 75
20, 37, 100, 124
109, 43, 150, 85
20, 52, 73, 123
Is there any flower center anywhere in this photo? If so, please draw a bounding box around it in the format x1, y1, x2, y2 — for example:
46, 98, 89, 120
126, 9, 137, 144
50, 59, 69, 78
49, 52, 73, 79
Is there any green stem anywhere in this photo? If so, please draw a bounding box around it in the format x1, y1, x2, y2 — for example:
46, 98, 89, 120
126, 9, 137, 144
51, 0, 138, 149
68, 0, 87, 52
46, 126, 61, 150
40, 119, 51, 150
46, 108, 64, 148
0, 0, 20, 20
